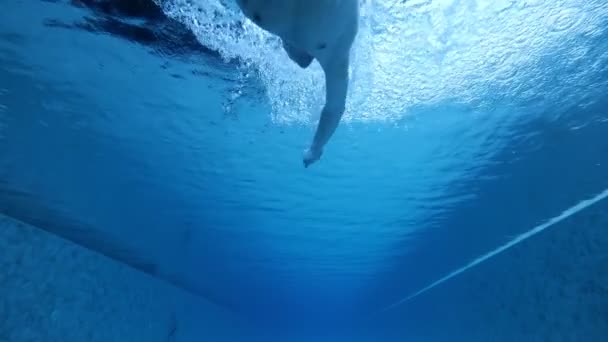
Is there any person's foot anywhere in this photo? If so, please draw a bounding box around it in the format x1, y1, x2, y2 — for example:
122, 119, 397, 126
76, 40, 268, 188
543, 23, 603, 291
303, 146, 323, 168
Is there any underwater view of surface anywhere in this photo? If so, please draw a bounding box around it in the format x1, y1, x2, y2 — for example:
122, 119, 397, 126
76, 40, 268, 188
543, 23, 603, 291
1, 0, 608, 341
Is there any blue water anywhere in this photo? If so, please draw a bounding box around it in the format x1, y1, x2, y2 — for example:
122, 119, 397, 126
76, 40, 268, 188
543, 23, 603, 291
1, 0, 608, 340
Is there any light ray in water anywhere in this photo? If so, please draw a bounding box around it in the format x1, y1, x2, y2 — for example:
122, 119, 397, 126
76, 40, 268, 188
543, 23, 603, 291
378, 187, 608, 314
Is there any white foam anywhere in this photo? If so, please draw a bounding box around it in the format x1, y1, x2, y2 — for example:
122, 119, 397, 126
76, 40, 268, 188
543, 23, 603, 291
378, 187, 608, 314
158, 0, 608, 124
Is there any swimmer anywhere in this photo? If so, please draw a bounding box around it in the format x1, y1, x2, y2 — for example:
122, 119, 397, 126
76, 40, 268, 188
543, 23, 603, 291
235, 0, 359, 167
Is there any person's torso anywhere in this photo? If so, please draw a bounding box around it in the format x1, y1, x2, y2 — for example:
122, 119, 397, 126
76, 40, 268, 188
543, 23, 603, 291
236, 0, 358, 56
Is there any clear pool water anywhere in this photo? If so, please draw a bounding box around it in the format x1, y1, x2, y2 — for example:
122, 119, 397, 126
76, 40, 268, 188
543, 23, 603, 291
1, 0, 607, 340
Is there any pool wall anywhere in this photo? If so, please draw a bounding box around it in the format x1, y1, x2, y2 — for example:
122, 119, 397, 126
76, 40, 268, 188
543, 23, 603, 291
0, 214, 252, 342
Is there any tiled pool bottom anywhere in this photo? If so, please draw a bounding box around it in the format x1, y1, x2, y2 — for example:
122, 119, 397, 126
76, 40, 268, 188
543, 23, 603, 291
376, 195, 608, 341
2, 194, 608, 342
0, 214, 247, 342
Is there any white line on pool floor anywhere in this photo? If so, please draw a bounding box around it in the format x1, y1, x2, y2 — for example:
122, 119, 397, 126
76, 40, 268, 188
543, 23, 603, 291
378, 187, 608, 314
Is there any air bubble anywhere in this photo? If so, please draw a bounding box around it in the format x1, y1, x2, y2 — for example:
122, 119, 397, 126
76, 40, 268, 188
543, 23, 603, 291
159, 0, 608, 124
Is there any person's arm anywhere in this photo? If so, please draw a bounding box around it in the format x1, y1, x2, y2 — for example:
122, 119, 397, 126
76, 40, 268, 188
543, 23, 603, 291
303, 56, 349, 167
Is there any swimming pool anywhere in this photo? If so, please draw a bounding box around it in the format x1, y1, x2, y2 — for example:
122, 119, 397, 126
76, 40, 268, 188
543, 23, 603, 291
1, 0, 607, 340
